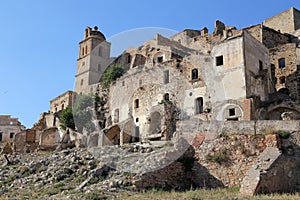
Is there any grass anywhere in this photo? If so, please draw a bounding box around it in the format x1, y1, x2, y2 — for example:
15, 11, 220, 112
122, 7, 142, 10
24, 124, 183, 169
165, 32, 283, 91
114, 188, 300, 200
205, 148, 228, 164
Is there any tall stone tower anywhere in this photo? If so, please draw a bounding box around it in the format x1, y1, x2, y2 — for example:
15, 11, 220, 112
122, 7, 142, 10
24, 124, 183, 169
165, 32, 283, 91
75, 26, 111, 95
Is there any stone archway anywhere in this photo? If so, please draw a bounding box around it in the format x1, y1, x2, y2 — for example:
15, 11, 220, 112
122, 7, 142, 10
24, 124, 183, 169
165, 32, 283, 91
266, 107, 300, 120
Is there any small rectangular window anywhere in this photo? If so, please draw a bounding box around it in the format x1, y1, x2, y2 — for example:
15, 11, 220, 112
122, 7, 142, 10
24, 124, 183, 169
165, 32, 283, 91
216, 55, 224, 66
195, 97, 203, 114
229, 108, 235, 116
0, 132, 2, 142
163, 70, 169, 84
134, 99, 139, 108
259, 60, 263, 71
157, 56, 163, 63
279, 77, 286, 84
279, 58, 286, 68
10, 132, 14, 139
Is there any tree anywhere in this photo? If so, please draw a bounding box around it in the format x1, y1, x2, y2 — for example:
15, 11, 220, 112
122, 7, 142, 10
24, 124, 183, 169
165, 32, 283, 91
58, 106, 75, 130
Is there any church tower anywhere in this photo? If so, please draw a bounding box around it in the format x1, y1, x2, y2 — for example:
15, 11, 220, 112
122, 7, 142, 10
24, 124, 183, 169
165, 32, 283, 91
75, 26, 111, 95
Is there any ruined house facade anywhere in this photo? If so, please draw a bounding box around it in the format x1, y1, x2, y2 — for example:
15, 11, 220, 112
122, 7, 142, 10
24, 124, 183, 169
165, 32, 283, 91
72, 7, 300, 144
0, 115, 25, 143
50, 90, 74, 114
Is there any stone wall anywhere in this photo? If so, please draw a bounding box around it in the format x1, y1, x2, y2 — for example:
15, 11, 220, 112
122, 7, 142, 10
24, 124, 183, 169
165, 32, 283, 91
177, 118, 300, 136
50, 91, 73, 114
270, 43, 299, 99
264, 8, 297, 34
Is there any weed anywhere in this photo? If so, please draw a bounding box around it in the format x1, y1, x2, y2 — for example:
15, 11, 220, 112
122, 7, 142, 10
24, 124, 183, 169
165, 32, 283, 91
277, 131, 291, 139
205, 148, 228, 164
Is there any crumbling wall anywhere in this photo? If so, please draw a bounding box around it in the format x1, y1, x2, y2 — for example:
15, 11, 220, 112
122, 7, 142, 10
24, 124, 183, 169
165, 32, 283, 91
270, 43, 299, 99
264, 8, 297, 34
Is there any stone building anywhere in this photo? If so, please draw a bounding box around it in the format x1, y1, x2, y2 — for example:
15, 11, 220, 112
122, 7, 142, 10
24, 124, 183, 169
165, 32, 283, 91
71, 7, 300, 144
50, 90, 74, 114
0, 115, 25, 143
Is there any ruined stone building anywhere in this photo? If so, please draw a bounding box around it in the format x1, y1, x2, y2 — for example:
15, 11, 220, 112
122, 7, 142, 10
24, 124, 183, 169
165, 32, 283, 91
48, 7, 300, 145
0, 115, 25, 143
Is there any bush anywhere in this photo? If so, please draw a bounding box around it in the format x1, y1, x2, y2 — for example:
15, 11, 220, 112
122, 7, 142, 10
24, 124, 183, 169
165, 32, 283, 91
101, 64, 124, 88
205, 148, 228, 164
277, 131, 291, 139
59, 106, 75, 130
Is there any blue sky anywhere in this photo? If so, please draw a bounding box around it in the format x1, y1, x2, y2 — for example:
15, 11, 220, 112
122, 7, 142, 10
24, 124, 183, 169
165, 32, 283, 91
0, 0, 299, 128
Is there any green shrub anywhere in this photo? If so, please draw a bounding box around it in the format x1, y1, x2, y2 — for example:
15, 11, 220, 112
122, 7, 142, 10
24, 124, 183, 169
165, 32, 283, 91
277, 131, 291, 139
205, 148, 228, 164
101, 64, 124, 88
59, 106, 75, 130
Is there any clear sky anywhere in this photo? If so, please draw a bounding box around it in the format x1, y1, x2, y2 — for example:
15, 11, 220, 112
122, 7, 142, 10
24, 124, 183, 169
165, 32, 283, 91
0, 0, 299, 128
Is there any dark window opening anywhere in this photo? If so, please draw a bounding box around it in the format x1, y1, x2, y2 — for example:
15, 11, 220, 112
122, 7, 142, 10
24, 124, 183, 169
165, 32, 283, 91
278, 88, 290, 95
80, 79, 84, 86
216, 55, 224, 66
164, 70, 169, 84
164, 93, 170, 101
259, 60, 263, 71
279, 58, 286, 68
229, 108, 235, 116
195, 97, 203, 114
279, 77, 286, 84
134, 99, 139, 108
10, 132, 14, 139
191, 69, 198, 80
127, 55, 131, 63
157, 56, 163, 63
136, 118, 139, 123
122, 81, 125, 86
0, 132, 2, 142
61, 104, 64, 110
227, 117, 238, 121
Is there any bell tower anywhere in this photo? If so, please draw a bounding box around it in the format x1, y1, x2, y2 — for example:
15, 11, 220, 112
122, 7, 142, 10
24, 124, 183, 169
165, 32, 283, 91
75, 26, 111, 95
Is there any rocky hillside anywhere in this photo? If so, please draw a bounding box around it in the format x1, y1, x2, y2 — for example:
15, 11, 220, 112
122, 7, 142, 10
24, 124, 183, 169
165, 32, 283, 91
0, 131, 299, 199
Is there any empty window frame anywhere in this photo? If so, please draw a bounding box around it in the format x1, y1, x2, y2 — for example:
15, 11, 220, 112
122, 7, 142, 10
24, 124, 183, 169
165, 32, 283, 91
191, 68, 198, 80
278, 58, 286, 68
259, 60, 263, 71
216, 55, 224, 66
195, 97, 203, 114
164, 93, 170, 101
157, 56, 163, 63
134, 99, 139, 108
279, 77, 286, 84
229, 108, 235, 116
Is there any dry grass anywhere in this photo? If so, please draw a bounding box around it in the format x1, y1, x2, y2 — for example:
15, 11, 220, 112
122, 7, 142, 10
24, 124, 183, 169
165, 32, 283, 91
115, 188, 300, 200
